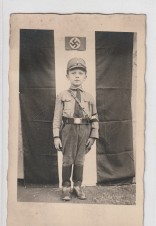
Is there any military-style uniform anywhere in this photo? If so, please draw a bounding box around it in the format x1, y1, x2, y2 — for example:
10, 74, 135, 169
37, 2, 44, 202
53, 86, 99, 186
53, 58, 99, 198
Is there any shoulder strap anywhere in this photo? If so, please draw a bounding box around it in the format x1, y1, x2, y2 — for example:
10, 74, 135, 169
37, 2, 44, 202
68, 89, 90, 118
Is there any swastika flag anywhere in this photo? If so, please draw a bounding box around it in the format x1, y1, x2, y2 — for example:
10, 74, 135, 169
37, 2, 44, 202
65, 37, 86, 51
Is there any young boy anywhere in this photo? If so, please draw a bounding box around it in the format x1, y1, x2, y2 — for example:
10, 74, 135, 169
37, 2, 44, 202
53, 57, 99, 201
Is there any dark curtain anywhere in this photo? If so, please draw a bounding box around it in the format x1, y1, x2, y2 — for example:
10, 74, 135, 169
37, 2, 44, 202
19, 29, 59, 185
95, 32, 135, 184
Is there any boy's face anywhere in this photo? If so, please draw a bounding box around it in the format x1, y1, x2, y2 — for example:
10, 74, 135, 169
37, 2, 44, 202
67, 68, 87, 87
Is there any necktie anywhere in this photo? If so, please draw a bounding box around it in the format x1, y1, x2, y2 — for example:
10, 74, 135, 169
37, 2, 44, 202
73, 89, 84, 118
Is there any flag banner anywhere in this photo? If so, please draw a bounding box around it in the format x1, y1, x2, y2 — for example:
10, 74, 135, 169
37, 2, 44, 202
95, 32, 135, 184
20, 29, 59, 185
65, 37, 86, 51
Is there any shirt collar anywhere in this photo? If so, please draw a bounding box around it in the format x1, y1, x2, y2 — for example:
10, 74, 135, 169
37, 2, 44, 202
69, 85, 84, 92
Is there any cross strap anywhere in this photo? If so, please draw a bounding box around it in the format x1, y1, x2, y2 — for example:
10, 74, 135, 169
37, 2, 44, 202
68, 89, 90, 119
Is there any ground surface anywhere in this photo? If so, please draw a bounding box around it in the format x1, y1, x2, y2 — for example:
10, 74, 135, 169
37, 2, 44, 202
17, 184, 136, 205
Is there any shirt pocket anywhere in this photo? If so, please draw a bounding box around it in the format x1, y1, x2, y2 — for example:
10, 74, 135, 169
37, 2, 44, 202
63, 97, 72, 110
83, 97, 91, 114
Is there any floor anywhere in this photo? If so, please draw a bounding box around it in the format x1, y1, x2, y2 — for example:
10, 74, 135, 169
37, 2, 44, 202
17, 183, 136, 205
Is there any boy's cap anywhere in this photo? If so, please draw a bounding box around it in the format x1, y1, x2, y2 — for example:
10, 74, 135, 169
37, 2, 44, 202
67, 58, 86, 71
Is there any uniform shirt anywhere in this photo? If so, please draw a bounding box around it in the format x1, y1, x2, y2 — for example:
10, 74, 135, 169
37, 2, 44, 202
53, 86, 99, 139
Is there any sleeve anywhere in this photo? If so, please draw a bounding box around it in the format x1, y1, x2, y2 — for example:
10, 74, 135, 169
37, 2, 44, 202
89, 95, 99, 139
53, 93, 63, 138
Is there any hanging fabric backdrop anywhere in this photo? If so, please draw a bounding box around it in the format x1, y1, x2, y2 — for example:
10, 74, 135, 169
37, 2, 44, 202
95, 32, 135, 184
20, 29, 59, 185
19, 29, 135, 185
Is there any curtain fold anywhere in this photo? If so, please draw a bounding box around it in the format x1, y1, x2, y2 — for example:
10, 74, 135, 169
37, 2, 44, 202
20, 29, 59, 185
95, 32, 135, 184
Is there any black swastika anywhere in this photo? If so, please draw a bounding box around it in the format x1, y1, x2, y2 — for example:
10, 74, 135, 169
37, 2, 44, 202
70, 38, 81, 49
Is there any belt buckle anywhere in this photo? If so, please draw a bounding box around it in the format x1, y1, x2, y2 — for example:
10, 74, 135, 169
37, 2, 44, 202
74, 118, 82, 124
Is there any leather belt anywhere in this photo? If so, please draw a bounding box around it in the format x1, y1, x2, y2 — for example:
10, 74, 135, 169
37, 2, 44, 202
62, 117, 90, 124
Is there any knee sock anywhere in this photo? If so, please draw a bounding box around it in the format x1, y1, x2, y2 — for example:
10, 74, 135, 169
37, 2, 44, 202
62, 165, 72, 187
72, 164, 83, 187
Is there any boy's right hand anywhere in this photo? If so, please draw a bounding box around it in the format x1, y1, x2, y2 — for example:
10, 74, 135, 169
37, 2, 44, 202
54, 137, 62, 151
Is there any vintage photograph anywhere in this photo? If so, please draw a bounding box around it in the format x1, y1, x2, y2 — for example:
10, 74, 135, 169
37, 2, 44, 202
7, 13, 145, 226
17, 15, 136, 205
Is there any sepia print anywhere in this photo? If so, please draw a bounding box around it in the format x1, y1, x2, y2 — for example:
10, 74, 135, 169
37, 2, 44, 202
8, 14, 145, 226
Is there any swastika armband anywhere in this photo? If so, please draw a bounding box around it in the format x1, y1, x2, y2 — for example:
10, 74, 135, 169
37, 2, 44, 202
90, 114, 99, 122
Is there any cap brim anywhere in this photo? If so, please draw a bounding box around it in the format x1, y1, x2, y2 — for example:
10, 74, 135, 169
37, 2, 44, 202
68, 66, 86, 71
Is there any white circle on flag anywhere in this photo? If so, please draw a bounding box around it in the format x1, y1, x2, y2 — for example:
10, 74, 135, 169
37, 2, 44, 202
69, 37, 81, 49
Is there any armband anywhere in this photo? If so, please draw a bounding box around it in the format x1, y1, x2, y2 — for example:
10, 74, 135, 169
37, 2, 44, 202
90, 114, 99, 122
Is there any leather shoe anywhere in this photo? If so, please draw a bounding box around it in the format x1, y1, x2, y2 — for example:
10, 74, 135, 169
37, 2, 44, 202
73, 186, 86, 200
62, 187, 71, 201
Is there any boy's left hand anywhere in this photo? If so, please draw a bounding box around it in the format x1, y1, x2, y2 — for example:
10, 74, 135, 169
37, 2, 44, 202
85, 138, 95, 154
